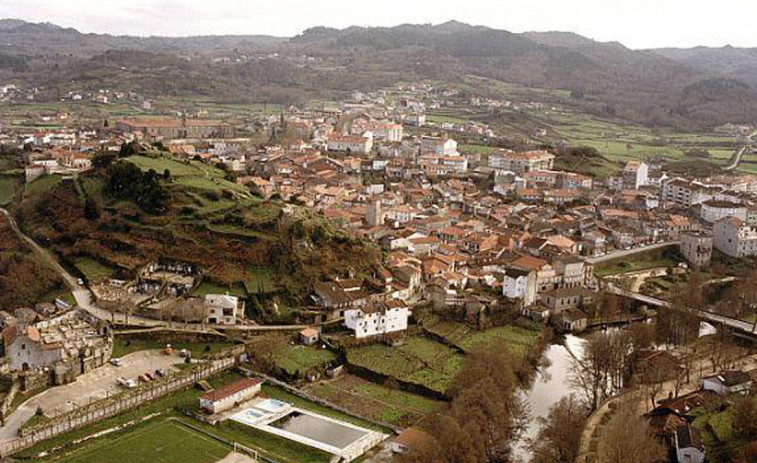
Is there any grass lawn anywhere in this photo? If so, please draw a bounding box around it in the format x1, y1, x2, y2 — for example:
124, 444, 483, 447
111, 337, 238, 359
346, 336, 462, 394
23, 174, 62, 199
274, 345, 337, 377
57, 420, 230, 463
595, 247, 682, 277
191, 280, 248, 298
0, 176, 16, 205
73, 257, 116, 282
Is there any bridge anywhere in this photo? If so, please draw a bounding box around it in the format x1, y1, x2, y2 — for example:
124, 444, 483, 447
606, 284, 757, 337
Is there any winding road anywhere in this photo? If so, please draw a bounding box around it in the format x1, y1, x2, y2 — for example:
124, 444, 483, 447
724, 129, 757, 171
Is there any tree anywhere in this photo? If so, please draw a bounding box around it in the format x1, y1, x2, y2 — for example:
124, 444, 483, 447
529, 395, 587, 463
597, 402, 665, 463
733, 396, 757, 439
163, 168, 171, 180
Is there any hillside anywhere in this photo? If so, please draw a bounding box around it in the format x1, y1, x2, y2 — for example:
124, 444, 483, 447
654, 46, 757, 88
0, 19, 756, 129
10, 150, 380, 314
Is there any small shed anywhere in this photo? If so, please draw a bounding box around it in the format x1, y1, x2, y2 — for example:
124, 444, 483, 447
299, 327, 319, 346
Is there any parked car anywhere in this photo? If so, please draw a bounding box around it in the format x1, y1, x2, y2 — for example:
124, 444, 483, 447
110, 358, 123, 367
138, 374, 150, 383
155, 369, 166, 377
144, 372, 155, 381
179, 349, 190, 358
117, 377, 137, 388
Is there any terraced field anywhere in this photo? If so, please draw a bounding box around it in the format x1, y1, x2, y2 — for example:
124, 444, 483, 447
346, 336, 463, 395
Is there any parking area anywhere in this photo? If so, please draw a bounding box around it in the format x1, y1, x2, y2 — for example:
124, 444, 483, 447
40, 350, 185, 415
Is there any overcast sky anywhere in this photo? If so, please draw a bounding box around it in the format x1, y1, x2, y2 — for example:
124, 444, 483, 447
0, 0, 753, 49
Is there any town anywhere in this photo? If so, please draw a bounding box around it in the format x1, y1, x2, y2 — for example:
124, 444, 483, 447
0, 10, 757, 463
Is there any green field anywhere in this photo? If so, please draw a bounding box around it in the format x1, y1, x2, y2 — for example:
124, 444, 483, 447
191, 280, 248, 298
346, 336, 462, 394
23, 174, 62, 199
58, 420, 230, 463
0, 176, 16, 205
595, 247, 682, 276
423, 318, 540, 355
305, 374, 442, 426
73, 257, 116, 282
274, 345, 337, 377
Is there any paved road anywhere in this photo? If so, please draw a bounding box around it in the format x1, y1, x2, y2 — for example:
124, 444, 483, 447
0, 350, 183, 442
2, 208, 311, 334
585, 241, 679, 265
725, 130, 757, 171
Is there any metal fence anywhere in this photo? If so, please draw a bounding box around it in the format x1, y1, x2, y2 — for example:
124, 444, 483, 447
0, 356, 236, 458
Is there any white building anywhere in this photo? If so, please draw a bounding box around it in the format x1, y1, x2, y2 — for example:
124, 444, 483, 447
679, 230, 713, 268
674, 425, 705, 463
701, 371, 753, 395
421, 137, 458, 156
204, 294, 244, 325
503, 268, 537, 306
199, 377, 262, 414
622, 160, 648, 189
661, 178, 714, 207
713, 216, 757, 258
327, 134, 373, 154
344, 301, 409, 338
488, 150, 555, 175
700, 200, 747, 223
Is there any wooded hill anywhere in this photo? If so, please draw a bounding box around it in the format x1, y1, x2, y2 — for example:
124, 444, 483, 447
0, 19, 755, 129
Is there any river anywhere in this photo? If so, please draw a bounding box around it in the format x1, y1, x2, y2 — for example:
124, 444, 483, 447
512, 334, 586, 462
512, 321, 717, 462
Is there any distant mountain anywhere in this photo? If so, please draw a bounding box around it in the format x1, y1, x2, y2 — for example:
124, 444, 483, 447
0, 19, 286, 57
653, 46, 757, 87
0, 19, 755, 129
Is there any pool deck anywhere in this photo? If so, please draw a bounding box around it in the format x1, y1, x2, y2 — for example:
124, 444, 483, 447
229, 398, 387, 462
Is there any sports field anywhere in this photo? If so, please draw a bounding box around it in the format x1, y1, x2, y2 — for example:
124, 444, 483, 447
59, 420, 231, 463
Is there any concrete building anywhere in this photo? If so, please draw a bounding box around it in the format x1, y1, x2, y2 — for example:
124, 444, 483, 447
623, 160, 649, 189
421, 137, 458, 156
199, 377, 262, 414
366, 198, 383, 227
661, 179, 714, 207
713, 216, 757, 258
204, 294, 245, 325
502, 268, 537, 306
343, 301, 409, 339
327, 134, 373, 154
700, 200, 747, 224
116, 118, 232, 139
679, 230, 713, 268
488, 150, 555, 175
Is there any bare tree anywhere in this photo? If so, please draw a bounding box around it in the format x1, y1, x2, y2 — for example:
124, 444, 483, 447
597, 402, 666, 463
529, 395, 588, 463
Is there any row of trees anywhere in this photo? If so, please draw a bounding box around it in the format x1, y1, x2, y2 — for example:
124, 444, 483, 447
400, 341, 526, 463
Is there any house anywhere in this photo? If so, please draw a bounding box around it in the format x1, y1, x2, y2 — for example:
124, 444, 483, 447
674, 424, 705, 463
204, 294, 245, 325
713, 217, 757, 258
327, 134, 373, 154
199, 377, 262, 414
392, 427, 432, 454
503, 267, 537, 306
554, 308, 588, 333
540, 287, 594, 313
679, 231, 713, 268
343, 301, 409, 339
299, 327, 319, 346
488, 150, 555, 175
701, 370, 753, 395
623, 160, 648, 189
